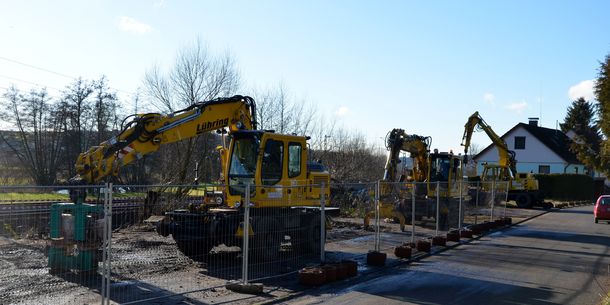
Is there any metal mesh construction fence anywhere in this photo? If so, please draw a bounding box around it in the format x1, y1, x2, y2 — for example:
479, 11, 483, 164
0, 185, 106, 305
462, 181, 510, 227
0, 179, 528, 304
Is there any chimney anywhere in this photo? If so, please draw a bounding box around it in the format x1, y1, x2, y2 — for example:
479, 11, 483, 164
528, 117, 539, 127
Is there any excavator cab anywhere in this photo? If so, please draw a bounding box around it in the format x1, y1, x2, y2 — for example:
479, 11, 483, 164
225, 130, 329, 208
428, 151, 463, 198
226, 131, 260, 197
430, 152, 453, 183
480, 164, 512, 193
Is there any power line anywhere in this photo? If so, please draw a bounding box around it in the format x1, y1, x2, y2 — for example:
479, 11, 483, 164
0, 74, 63, 92
0, 55, 74, 79
0, 55, 135, 95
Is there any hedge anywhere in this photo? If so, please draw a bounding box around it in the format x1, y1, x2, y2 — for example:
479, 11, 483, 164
534, 174, 595, 201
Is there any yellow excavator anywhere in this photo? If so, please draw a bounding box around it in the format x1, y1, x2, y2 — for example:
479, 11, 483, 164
73, 95, 330, 260
364, 129, 464, 231
462, 111, 545, 208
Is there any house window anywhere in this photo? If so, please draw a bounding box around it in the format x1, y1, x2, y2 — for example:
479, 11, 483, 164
538, 165, 550, 174
514, 136, 526, 149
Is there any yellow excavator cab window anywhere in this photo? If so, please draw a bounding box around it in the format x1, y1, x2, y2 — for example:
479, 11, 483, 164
261, 139, 284, 186
288, 142, 302, 178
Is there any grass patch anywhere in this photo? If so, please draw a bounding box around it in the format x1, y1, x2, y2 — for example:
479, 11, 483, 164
0, 186, 218, 202
0, 192, 69, 201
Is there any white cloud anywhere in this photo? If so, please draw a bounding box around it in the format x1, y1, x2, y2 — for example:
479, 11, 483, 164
483, 92, 495, 105
568, 79, 596, 101
335, 106, 349, 117
118, 16, 152, 34
505, 101, 527, 113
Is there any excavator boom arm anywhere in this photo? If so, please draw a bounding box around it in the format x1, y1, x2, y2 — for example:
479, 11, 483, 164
461, 111, 516, 176
75, 95, 256, 183
383, 128, 431, 182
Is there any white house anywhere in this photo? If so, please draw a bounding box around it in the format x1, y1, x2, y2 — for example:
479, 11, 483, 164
474, 118, 585, 175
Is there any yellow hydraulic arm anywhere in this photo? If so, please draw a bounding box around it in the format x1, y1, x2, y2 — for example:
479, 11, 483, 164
383, 128, 431, 183
75, 95, 257, 183
461, 111, 517, 178
367, 129, 431, 231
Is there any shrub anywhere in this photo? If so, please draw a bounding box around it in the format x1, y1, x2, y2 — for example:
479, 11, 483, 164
534, 174, 594, 200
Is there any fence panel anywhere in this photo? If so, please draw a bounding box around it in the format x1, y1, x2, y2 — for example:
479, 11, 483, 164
372, 181, 416, 250
0, 179, 525, 304
408, 181, 438, 242
326, 182, 376, 258
0, 185, 105, 305
103, 183, 238, 303
244, 184, 324, 282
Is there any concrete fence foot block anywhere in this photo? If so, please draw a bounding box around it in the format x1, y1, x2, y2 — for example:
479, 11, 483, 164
432, 236, 446, 247
298, 267, 326, 286
469, 224, 482, 235
341, 260, 358, 277
367, 251, 387, 266
394, 245, 412, 259
320, 264, 337, 283
332, 262, 348, 280
416, 240, 431, 252
446, 231, 460, 242
226, 281, 264, 294
459, 229, 473, 238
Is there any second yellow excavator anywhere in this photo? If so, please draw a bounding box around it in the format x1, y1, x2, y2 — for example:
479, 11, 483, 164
462, 111, 546, 208
364, 128, 465, 231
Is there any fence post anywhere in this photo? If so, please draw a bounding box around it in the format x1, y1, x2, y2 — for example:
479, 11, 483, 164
434, 181, 441, 236
459, 179, 463, 229
411, 182, 416, 243
504, 182, 509, 218
242, 183, 250, 285
107, 183, 113, 305
320, 182, 326, 263
374, 181, 380, 252
475, 181, 479, 224
102, 183, 113, 305
491, 180, 495, 221
101, 184, 108, 305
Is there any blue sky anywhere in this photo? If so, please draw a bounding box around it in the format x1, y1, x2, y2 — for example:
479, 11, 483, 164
1, 0, 609, 152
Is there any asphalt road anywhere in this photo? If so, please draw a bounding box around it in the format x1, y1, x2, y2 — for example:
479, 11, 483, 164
286, 205, 610, 305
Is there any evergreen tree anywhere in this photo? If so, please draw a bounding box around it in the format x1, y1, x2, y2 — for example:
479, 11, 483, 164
561, 97, 596, 134
561, 97, 601, 173
595, 53, 610, 175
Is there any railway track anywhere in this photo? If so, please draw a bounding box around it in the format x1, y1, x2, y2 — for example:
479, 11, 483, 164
0, 196, 206, 213
0, 199, 143, 215
0, 197, 205, 236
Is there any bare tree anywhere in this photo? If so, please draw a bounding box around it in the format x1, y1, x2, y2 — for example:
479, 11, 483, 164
92, 76, 119, 143
318, 128, 385, 183
142, 39, 240, 184
144, 39, 240, 111
254, 83, 317, 135
53, 76, 121, 179
0, 138, 29, 184
56, 78, 94, 178
468, 142, 482, 156
0, 86, 64, 185
253, 85, 386, 182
